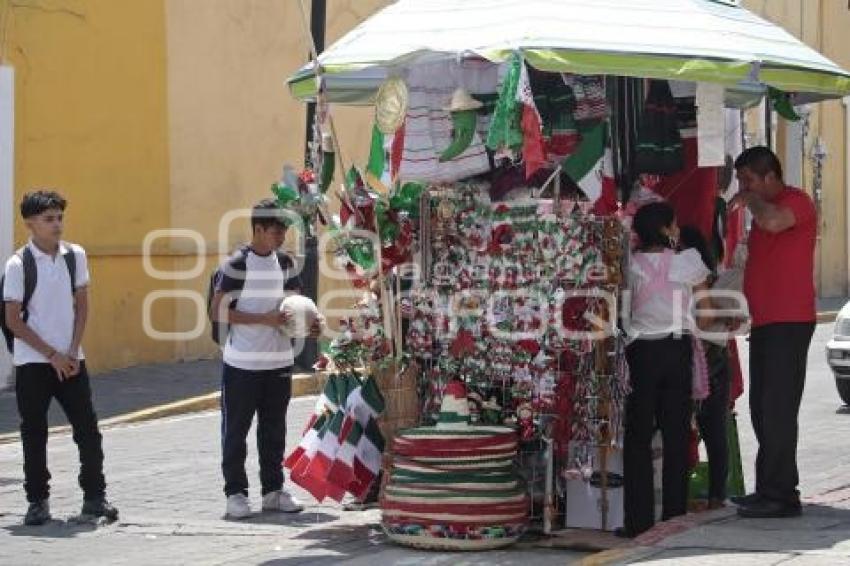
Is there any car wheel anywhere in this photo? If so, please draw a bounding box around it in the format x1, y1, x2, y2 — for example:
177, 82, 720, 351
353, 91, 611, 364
836, 377, 850, 406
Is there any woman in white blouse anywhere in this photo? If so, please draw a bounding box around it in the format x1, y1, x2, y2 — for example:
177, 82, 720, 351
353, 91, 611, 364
620, 201, 711, 538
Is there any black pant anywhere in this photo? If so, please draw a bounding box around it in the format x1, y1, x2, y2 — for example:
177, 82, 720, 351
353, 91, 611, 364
749, 322, 814, 504
221, 364, 292, 497
15, 362, 106, 503
624, 336, 692, 535
696, 342, 731, 501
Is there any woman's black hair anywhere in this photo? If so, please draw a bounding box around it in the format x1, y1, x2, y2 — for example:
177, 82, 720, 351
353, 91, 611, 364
20, 190, 67, 219
632, 201, 676, 250
679, 225, 717, 275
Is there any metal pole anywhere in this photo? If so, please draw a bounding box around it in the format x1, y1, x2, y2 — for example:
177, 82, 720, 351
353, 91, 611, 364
303, 0, 326, 165
764, 96, 773, 150
296, 0, 326, 371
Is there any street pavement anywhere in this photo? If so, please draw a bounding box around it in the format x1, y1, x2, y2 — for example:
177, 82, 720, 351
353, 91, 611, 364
600, 322, 850, 564
0, 322, 849, 564
0, 359, 222, 435
0, 393, 588, 565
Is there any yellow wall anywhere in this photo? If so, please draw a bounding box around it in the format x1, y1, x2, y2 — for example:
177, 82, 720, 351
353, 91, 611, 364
4, 0, 172, 372
2, 0, 392, 373
5, 0, 848, 376
743, 0, 850, 297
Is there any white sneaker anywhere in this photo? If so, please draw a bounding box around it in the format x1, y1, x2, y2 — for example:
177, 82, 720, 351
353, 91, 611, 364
262, 489, 304, 513
225, 494, 253, 519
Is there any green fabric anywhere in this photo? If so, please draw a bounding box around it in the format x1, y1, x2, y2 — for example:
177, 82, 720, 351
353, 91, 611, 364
768, 87, 801, 122
345, 238, 377, 271
385, 486, 525, 499
439, 110, 478, 162
688, 412, 746, 502
496, 49, 753, 86
366, 124, 386, 178
319, 151, 335, 194
761, 66, 850, 97
389, 182, 425, 219
563, 121, 606, 183
727, 412, 745, 498
391, 470, 516, 484
486, 52, 523, 152
288, 53, 850, 103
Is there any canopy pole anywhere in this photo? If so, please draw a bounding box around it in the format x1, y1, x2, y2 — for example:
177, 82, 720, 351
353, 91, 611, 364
764, 95, 773, 150
296, 0, 348, 176
302, 0, 326, 165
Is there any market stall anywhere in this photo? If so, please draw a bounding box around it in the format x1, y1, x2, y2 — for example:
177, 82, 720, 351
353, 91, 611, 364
280, 0, 850, 550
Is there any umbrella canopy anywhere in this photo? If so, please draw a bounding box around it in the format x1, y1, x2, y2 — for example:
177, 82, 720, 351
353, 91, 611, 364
288, 0, 850, 105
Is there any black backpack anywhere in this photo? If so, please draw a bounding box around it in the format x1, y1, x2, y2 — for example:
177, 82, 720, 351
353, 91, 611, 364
206, 246, 301, 345
0, 245, 77, 353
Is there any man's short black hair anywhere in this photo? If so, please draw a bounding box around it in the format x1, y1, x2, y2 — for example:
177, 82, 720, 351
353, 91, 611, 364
251, 199, 288, 231
20, 190, 67, 219
734, 146, 783, 180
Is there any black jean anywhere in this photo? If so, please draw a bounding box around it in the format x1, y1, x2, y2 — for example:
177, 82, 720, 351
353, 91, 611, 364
15, 362, 106, 503
696, 342, 731, 501
749, 322, 815, 504
624, 336, 693, 535
221, 364, 292, 497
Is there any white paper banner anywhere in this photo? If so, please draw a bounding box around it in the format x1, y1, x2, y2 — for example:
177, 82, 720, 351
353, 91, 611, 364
696, 82, 725, 168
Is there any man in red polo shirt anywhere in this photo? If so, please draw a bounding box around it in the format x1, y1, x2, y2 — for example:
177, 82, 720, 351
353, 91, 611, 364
729, 146, 816, 519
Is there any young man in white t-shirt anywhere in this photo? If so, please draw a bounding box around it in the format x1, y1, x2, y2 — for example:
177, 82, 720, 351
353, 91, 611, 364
210, 199, 321, 519
2, 190, 118, 526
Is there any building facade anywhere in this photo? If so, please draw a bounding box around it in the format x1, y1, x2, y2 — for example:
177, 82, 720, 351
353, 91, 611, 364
1, 1, 847, 386
742, 0, 850, 299
0, 0, 389, 386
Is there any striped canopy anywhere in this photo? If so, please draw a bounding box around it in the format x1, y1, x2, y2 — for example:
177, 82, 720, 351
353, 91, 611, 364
287, 0, 850, 105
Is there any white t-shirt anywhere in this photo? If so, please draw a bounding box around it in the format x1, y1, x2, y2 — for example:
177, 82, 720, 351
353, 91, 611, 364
217, 250, 300, 371
3, 241, 90, 366
627, 248, 710, 340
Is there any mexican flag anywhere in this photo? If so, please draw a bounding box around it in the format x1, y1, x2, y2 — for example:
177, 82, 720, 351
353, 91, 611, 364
516, 61, 546, 179
562, 121, 618, 213
286, 372, 387, 503
351, 418, 386, 500
285, 374, 344, 499
328, 376, 386, 501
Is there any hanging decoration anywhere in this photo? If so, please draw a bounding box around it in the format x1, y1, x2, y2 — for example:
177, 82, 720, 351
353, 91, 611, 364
375, 76, 410, 135
270, 165, 328, 236
439, 89, 483, 162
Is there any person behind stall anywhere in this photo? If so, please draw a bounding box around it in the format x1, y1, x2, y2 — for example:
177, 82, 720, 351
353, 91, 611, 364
679, 225, 731, 510
729, 146, 816, 519
620, 202, 711, 538
209, 199, 323, 519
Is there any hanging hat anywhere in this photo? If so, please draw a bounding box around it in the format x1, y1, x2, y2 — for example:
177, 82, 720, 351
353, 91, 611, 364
444, 88, 483, 112
375, 77, 409, 134
435, 380, 471, 428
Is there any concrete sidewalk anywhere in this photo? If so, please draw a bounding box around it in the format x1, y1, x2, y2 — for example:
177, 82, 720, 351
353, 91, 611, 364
589, 488, 850, 564
0, 359, 322, 438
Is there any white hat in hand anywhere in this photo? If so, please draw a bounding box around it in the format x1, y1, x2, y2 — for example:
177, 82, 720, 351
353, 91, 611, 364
280, 296, 323, 338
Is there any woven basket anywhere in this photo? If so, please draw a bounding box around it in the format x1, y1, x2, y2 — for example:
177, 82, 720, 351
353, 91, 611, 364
313, 363, 419, 444
374, 362, 420, 442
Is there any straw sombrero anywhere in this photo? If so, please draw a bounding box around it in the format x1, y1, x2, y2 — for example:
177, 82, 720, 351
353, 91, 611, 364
381, 380, 528, 551
443, 88, 483, 112
375, 77, 409, 134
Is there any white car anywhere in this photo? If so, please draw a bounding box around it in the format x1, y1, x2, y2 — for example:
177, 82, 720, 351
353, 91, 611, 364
826, 302, 850, 405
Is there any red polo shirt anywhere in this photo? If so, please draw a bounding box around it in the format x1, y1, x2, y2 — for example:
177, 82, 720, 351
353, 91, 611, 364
743, 186, 816, 328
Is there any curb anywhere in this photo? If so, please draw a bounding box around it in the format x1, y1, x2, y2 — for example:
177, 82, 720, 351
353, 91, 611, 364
0, 372, 321, 445
578, 507, 736, 565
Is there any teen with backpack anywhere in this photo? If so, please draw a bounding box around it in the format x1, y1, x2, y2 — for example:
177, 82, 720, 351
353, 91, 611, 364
209, 199, 323, 519
1, 190, 118, 526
